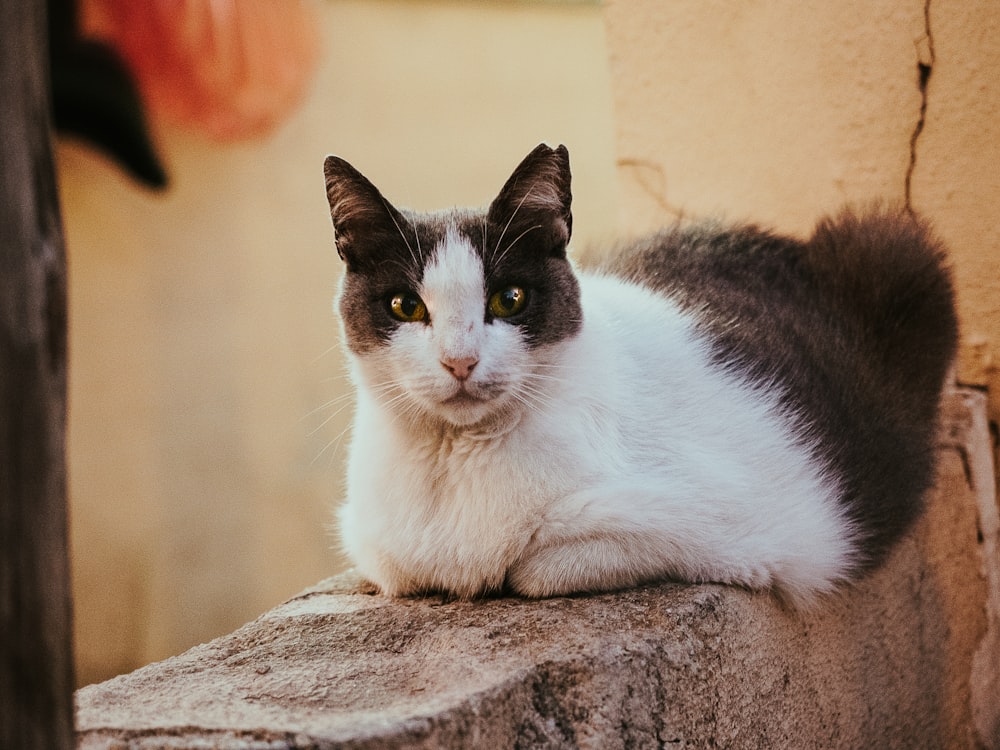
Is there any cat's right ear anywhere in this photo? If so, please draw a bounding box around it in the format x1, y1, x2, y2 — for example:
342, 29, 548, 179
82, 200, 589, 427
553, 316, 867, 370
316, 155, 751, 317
323, 155, 405, 269
487, 144, 573, 257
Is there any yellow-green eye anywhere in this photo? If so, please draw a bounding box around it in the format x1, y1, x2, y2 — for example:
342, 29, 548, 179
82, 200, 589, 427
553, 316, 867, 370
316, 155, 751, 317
388, 293, 427, 323
488, 286, 528, 318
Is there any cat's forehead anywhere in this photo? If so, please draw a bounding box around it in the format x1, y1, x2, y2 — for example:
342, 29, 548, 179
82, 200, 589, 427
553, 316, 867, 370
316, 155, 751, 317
423, 225, 483, 290
407, 207, 549, 281
420, 228, 486, 328
406, 209, 485, 261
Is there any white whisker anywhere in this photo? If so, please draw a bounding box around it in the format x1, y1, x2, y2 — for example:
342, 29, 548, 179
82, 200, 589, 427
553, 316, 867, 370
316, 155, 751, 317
382, 398, 427, 432
307, 399, 358, 437
491, 187, 536, 265
508, 389, 549, 417
319, 373, 354, 385
515, 382, 558, 411
493, 224, 542, 269
524, 372, 568, 386
381, 197, 419, 267
529, 362, 571, 370
302, 392, 355, 421
409, 213, 422, 261
312, 342, 347, 364
310, 421, 353, 468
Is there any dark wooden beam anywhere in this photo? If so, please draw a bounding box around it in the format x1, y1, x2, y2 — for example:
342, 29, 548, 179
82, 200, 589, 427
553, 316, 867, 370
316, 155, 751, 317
0, 0, 75, 747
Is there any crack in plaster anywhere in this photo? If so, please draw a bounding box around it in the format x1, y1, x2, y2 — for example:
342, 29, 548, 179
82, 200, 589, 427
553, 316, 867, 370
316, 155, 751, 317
905, 0, 936, 214
616, 157, 686, 221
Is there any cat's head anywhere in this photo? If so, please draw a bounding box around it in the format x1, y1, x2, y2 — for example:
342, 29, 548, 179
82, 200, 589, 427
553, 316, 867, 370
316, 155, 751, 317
323, 144, 582, 428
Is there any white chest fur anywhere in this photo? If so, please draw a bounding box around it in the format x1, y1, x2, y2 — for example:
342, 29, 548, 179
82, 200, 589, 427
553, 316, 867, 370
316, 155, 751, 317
339, 377, 588, 596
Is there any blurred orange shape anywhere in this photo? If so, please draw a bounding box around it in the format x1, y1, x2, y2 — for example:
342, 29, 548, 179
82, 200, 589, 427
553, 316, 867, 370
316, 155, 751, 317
83, 0, 321, 141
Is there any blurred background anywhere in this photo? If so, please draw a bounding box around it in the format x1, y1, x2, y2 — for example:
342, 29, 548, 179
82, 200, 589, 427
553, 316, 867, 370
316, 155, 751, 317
59, 0, 999, 687
59, 0, 617, 687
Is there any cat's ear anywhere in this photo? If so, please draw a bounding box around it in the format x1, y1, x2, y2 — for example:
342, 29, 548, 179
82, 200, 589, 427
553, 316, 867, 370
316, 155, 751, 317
487, 144, 573, 256
323, 155, 407, 269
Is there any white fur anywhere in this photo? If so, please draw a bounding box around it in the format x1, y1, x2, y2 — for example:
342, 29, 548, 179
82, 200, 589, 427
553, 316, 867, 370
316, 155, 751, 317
337, 231, 858, 608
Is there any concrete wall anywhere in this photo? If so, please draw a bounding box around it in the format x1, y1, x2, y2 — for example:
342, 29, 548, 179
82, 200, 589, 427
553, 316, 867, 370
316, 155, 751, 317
604, 0, 1000, 427
62, 0, 617, 686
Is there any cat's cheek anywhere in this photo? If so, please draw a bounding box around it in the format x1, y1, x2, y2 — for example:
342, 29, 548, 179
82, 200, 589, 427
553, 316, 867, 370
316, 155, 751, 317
475, 323, 532, 385
356, 328, 437, 398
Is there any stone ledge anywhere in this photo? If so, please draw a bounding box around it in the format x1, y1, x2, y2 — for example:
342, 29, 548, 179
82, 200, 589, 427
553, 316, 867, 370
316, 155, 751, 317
75, 388, 1000, 749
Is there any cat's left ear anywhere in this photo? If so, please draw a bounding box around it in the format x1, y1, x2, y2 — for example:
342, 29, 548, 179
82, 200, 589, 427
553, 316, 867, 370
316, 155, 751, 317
323, 155, 408, 269
487, 144, 573, 256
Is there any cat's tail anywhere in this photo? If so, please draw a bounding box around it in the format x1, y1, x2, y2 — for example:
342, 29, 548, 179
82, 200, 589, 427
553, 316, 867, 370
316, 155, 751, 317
801, 206, 959, 571
805, 205, 958, 411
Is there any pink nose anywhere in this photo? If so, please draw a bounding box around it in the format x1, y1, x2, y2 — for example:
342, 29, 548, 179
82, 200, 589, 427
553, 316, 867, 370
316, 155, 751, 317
441, 356, 478, 381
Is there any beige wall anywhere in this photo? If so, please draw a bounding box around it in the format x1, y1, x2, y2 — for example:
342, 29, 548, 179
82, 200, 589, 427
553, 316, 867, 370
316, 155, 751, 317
604, 0, 1000, 427
63, 0, 617, 686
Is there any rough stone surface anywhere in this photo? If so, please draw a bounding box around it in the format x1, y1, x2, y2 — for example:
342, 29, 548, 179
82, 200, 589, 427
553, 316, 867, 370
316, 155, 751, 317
75, 388, 999, 749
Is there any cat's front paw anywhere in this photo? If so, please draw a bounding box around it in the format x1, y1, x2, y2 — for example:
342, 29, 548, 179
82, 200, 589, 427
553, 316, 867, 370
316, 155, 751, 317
710, 559, 774, 593
506, 542, 640, 598
505, 545, 569, 597
353, 577, 382, 596
505, 560, 561, 598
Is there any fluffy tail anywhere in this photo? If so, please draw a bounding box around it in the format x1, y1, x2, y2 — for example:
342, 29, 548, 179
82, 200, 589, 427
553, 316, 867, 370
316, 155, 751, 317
804, 206, 958, 567
806, 206, 958, 417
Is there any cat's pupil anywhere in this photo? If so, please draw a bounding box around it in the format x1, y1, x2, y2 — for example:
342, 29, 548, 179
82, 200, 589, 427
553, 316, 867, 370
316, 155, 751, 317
399, 296, 420, 317
489, 286, 527, 318
498, 289, 519, 310
388, 292, 427, 323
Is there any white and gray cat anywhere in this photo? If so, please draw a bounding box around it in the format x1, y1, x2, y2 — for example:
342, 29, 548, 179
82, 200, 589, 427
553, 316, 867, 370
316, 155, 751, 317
322, 144, 957, 608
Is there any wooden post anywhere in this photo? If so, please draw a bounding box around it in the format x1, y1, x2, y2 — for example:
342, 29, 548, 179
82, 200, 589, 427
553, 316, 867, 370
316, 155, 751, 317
0, 0, 75, 748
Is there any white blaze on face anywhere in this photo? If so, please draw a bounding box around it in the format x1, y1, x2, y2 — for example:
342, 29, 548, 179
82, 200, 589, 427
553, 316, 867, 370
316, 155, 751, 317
358, 221, 532, 428
420, 226, 486, 366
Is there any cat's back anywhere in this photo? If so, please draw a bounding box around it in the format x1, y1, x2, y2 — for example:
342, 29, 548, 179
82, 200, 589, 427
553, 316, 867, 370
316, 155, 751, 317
602, 207, 958, 568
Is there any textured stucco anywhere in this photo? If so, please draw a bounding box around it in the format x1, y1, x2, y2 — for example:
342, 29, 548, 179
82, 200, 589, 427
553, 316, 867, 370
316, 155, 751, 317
75, 389, 1000, 749
603, 0, 1000, 425
909, 0, 1000, 414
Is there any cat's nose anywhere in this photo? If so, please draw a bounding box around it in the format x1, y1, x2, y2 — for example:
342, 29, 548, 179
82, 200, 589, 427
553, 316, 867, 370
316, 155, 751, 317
441, 356, 478, 381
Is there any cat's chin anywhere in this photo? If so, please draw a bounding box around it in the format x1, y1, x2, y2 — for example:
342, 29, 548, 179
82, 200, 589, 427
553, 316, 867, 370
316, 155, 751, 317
441, 390, 487, 408
428, 388, 520, 430
434, 397, 504, 428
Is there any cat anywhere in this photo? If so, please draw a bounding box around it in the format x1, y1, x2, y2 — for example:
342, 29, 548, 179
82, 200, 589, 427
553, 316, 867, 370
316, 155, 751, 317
322, 143, 957, 609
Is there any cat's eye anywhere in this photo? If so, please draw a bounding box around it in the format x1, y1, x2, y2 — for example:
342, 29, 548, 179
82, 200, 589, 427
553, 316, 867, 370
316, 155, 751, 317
488, 286, 528, 319
388, 293, 427, 323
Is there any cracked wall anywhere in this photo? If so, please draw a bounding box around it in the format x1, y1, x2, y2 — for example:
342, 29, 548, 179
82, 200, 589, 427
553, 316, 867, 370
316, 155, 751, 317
908, 0, 1000, 422
604, 0, 1000, 429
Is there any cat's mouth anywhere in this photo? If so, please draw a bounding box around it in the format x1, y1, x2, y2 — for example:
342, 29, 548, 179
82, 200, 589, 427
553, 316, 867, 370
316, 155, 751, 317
441, 388, 488, 406
438, 380, 511, 412
429, 379, 513, 425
